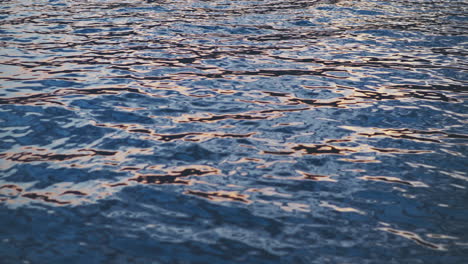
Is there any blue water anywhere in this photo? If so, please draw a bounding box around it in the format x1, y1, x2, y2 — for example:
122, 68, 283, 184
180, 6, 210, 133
1, 0, 467, 263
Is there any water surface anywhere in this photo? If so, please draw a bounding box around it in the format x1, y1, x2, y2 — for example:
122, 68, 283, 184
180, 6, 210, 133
0, 0, 467, 263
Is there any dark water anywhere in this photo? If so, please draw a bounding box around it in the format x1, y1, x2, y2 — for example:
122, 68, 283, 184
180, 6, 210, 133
0, 0, 467, 263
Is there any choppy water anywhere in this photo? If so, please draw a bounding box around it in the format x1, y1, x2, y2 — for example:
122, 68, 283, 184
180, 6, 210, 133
1, 0, 467, 263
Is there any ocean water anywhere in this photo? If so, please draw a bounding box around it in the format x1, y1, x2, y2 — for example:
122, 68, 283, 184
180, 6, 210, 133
0, 0, 467, 263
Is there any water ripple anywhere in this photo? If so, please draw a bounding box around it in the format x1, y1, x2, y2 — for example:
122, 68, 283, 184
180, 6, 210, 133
1, 0, 467, 263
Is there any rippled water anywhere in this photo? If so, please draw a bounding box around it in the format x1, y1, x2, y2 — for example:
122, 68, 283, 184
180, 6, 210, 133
1, 0, 467, 263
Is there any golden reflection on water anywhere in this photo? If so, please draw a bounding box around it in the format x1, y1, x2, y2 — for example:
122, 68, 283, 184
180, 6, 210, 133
359, 176, 429, 188
378, 226, 447, 251
320, 201, 365, 215
185, 190, 251, 204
